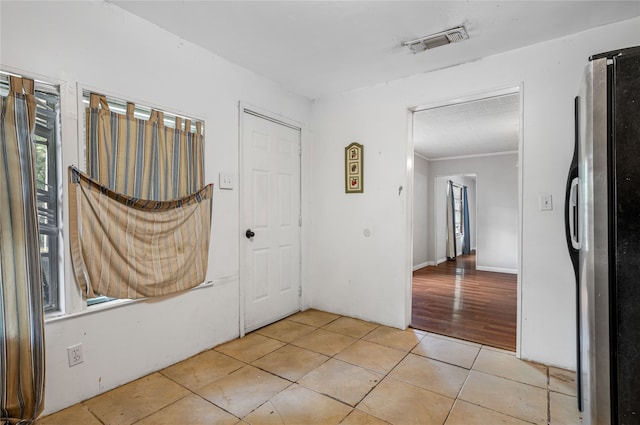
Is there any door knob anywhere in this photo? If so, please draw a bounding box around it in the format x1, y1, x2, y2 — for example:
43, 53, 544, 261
245, 229, 255, 239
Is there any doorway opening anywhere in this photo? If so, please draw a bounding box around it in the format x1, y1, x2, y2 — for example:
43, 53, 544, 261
410, 87, 521, 352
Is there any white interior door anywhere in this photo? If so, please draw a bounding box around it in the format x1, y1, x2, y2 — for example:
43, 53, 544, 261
241, 110, 301, 332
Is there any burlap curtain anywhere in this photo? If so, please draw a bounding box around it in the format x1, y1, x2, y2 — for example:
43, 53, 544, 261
85, 93, 204, 201
69, 167, 213, 299
0, 77, 46, 424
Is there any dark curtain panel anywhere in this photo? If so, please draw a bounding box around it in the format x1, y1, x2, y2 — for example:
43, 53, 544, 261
462, 186, 471, 255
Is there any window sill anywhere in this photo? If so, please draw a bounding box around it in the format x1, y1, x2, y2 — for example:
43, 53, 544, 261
45, 280, 215, 324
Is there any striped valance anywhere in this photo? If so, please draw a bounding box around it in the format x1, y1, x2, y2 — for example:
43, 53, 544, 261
69, 167, 213, 299
86, 93, 204, 201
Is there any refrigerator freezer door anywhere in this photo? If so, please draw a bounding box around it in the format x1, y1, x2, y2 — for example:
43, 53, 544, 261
610, 49, 640, 424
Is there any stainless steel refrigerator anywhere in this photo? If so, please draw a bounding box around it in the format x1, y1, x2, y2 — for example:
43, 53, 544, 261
565, 46, 640, 425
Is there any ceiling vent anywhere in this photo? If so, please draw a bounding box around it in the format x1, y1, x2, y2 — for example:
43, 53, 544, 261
404, 26, 469, 54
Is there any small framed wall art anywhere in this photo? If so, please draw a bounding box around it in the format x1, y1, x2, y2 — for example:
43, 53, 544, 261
345, 142, 363, 193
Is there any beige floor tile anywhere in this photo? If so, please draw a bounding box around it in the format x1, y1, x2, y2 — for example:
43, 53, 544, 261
291, 328, 357, 356
196, 365, 290, 418
445, 400, 533, 425
322, 316, 379, 338
549, 366, 578, 396
390, 354, 469, 398
472, 347, 548, 388
215, 333, 285, 363
335, 339, 406, 374
287, 309, 340, 327
252, 344, 329, 381
254, 319, 317, 343
358, 377, 454, 425
550, 391, 582, 425
426, 333, 482, 348
298, 358, 383, 406
161, 349, 244, 391
339, 409, 390, 425
481, 345, 516, 355
244, 384, 352, 425
459, 370, 547, 424
134, 394, 240, 425
83, 373, 189, 425
412, 335, 480, 369
363, 326, 426, 352
36, 405, 102, 425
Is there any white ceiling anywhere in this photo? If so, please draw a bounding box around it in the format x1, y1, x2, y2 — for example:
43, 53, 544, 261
111, 1, 640, 100
110, 1, 639, 158
413, 92, 520, 159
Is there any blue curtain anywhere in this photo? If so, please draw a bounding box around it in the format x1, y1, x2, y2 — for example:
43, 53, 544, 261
462, 186, 471, 255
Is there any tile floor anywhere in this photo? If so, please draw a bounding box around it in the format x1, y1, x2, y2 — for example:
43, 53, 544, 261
36, 309, 582, 425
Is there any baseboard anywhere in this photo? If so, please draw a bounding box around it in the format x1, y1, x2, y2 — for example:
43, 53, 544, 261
413, 261, 434, 271
436, 257, 448, 265
476, 265, 518, 274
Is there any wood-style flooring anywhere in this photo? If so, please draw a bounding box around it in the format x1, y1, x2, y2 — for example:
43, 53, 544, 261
411, 253, 517, 351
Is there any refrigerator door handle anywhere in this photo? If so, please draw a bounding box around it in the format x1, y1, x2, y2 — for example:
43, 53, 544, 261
569, 177, 580, 249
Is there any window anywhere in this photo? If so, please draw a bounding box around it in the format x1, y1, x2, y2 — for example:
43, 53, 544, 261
80, 88, 204, 306
1, 73, 61, 312
453, 185, 463, 236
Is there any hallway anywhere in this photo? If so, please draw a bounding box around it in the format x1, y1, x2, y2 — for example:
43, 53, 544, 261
412, 253, 517, 351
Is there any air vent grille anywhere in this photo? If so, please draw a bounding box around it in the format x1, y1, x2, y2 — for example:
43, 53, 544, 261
404, 26, 469, 54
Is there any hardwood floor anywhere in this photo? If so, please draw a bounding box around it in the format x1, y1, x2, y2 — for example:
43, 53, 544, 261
411, 253, 517, 351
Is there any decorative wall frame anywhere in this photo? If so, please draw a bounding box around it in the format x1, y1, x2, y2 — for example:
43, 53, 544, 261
345, 142, 363, 193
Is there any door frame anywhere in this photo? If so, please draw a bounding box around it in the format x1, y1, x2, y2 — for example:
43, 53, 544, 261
407, 84, 524, 356
238, 102, 303, 337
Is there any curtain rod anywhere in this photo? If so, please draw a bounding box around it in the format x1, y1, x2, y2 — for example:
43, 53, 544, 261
0, 71, 60, 95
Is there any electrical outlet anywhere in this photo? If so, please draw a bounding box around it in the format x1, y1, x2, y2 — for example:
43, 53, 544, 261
67, 344, 84, 367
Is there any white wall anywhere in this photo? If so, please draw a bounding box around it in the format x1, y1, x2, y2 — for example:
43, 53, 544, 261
431, 155, 517, 273
1, 1, 310, 415
307, 17, 640, 368
412, 155, 429, 269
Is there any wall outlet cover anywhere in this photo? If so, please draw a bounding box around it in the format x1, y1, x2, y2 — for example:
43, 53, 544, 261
219, 172, 234, 190
67, 343, 84, 367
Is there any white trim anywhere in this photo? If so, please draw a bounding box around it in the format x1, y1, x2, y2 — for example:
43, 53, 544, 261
429, 150, 518, 162
414, 151, 431, 162
412, 261, 434, 271
411, 85, 520, 113
404, 109, 415, 329
238, 102, 303, 338
239, 101, 304, 130
516, 81, 525, 358
45, 280, 217, 324
436, 257, 448, 265
477, 266, 518, 275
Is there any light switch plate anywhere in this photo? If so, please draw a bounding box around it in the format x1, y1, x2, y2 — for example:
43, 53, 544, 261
539, 194, 553, 211
219, 173, 234, 190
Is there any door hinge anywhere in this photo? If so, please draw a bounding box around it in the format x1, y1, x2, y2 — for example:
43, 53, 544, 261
298, 215, 302, 227
298, 286, 302, 297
